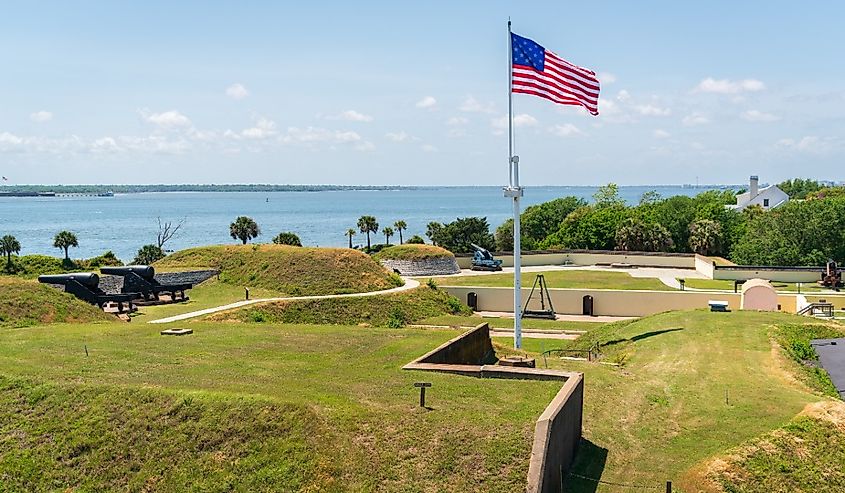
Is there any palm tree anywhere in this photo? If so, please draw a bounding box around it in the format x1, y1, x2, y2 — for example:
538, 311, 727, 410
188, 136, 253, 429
1, 235, 21, 267
53, 231, 79, 260
688, 219, 723, 256
357, 215, 378, 250
426, 221, 442, 246
229, 216, 261, 244
383, 226, 394, 245
393, 220, 407, 244
346, 228, 356, 248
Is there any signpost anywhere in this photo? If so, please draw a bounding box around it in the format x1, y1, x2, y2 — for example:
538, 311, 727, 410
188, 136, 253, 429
414, 382, 432, 407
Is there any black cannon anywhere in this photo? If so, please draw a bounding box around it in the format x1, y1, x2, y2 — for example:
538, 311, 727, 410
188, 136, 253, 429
38, 273, 136, 313
470, 243, 503, 271
100, 265, 192, 303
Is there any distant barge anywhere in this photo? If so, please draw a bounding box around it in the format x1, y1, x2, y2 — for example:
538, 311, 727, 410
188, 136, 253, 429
0, 191, 113, 198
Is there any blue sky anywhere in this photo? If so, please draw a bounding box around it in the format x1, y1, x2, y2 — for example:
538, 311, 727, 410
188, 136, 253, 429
1, 1, 843, 186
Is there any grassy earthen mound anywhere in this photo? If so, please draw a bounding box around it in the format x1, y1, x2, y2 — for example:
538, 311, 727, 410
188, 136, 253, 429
0, 277, 113, 327
155, 244, 402, 296
372, 244, 455, 261
208, 286, 471, 327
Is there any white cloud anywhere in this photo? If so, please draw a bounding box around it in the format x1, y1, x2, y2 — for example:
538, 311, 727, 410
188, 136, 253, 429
740, 109, 780, 122
459, 96, 495, 113
226, 83, 249, 100
421, 144, 438, 152
141, 110, 192, 129
616, 90, 631, 102
415, 96, 437, 109
548, 124, 584, 137
446, 116, 469, 126
653, 129, 671, 139
694, 78, 766, 94
491, 113, 537, 134
327, 110, 374, 122
776, 136, 839, 155
281, 127, 362, 145
354, 141, 376, 152
598, 72, 616, 84
241, 117, 277, 139
385, 131, 417, 142
634, 104, 671, 116
30, 111, 53, 123
682, 112, 710, 126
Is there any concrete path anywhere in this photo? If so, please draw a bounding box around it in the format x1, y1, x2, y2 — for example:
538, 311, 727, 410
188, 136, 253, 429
148, 278, 421, 324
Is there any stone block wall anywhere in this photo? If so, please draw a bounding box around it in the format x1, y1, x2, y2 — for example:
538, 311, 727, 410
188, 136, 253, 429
379, 257, 460, 276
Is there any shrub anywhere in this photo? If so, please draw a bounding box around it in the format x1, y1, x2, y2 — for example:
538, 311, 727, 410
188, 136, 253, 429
426, 278, 438, 290
386, 308, 406, 328
272, 232, 302, 247
134, 245, 165, 265
406, 235, 425, 244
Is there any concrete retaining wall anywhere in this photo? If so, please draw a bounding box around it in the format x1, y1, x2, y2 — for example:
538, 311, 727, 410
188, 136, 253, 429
443, 286, 743, 316
379, 257, 460, 276
713, 266, 820, 283
412, 323, 496, 365
455, 249, 697, 270
805, 294, 845, 311
527, 375, 584, 493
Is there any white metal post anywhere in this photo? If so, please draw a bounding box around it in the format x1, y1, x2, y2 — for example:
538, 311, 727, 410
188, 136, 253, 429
506, 20, 523, 349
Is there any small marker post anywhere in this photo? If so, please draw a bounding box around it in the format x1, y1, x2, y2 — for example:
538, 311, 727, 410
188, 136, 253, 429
84, 344, 88, 357
414, 382, 432, 407
245, 287, 250, 300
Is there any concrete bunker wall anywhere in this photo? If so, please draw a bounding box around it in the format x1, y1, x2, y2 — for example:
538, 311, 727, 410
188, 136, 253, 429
403, 324, 584, 493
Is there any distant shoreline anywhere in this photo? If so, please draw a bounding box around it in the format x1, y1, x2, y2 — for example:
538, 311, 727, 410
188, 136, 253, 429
0, 183, 741, 195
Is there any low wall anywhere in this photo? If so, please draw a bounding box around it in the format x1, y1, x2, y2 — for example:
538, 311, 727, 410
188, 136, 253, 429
527, 375, 584, 493
455, 249, 696, 270
713, 266, 820, 283
694, 254, 715, 279
403, 324, 584, 492
379, 257, 460, 276
443, 286, 743, 317
805, 294, 845, 311
413, 323, 496, 365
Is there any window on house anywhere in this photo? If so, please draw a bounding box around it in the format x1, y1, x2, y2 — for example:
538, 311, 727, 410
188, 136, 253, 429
763, 198, 770, 207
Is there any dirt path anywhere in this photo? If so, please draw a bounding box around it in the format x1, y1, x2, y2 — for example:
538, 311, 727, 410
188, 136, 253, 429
148, 278, 421, 324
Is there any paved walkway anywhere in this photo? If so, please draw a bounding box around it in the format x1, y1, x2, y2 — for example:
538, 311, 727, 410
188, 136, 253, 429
475, 310, 635, 323
148, 278, 421, 324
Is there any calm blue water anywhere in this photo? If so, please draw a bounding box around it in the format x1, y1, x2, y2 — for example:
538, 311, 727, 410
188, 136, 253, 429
0, 186, 733, 262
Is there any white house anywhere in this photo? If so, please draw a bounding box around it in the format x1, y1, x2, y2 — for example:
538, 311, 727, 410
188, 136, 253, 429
728, 175, 789, 211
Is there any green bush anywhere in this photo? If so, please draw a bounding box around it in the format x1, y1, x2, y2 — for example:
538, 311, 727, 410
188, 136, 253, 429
406, 235, 425, 244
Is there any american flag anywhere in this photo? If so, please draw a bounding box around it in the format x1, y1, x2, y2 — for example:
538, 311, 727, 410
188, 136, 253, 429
511, 33, 600, 115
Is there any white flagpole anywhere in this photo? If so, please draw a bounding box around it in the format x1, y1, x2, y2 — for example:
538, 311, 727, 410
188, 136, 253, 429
506, 20, 523, 349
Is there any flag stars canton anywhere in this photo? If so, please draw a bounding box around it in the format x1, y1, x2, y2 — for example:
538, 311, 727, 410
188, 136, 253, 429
511, 33, 544, 71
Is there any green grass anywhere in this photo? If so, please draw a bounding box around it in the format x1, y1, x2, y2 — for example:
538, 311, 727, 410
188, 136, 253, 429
209, 286, 472, 327
0, 276, 113, 327
705, 404, 845, 492
489, 310, 842, 491
155, 244, 402, 295
130, 278, 284, 322
430, 269, 672, 291
418, 314, 601, 332
0, 322, 561, 492
372, 244, 455, 261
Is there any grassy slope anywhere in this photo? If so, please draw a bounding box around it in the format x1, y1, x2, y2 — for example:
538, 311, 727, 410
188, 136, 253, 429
155, 244, 401, 295
2, 253, 122, 278
495, 310, 841, 491
373, 244, 455, 261
702, 401, 845, 492
0, 322, 560, 492
130, 278, 284, 322
0, 377, 323, 492
208, 286, 472, 327
0, 277, 112, 327
430, 269, 671, 291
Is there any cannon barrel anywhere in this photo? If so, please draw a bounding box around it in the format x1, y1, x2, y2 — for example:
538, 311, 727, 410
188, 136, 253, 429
38, 273, 100, 288
101, 265, 156, 279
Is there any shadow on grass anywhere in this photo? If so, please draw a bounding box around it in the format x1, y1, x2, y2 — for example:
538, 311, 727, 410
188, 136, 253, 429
603, 327, 684, 348
565, 438, 608, 493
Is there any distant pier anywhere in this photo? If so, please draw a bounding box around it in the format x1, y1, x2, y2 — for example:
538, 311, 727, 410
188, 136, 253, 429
0, 191, 113, 198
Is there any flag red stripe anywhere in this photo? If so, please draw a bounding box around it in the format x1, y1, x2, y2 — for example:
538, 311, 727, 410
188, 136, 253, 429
513, 88, 593, 113
545, 51, 597, 77
543, 57, 600, 92
512, 70, 598, 110
512, 80, 598, 113
513, 67, 599, 103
